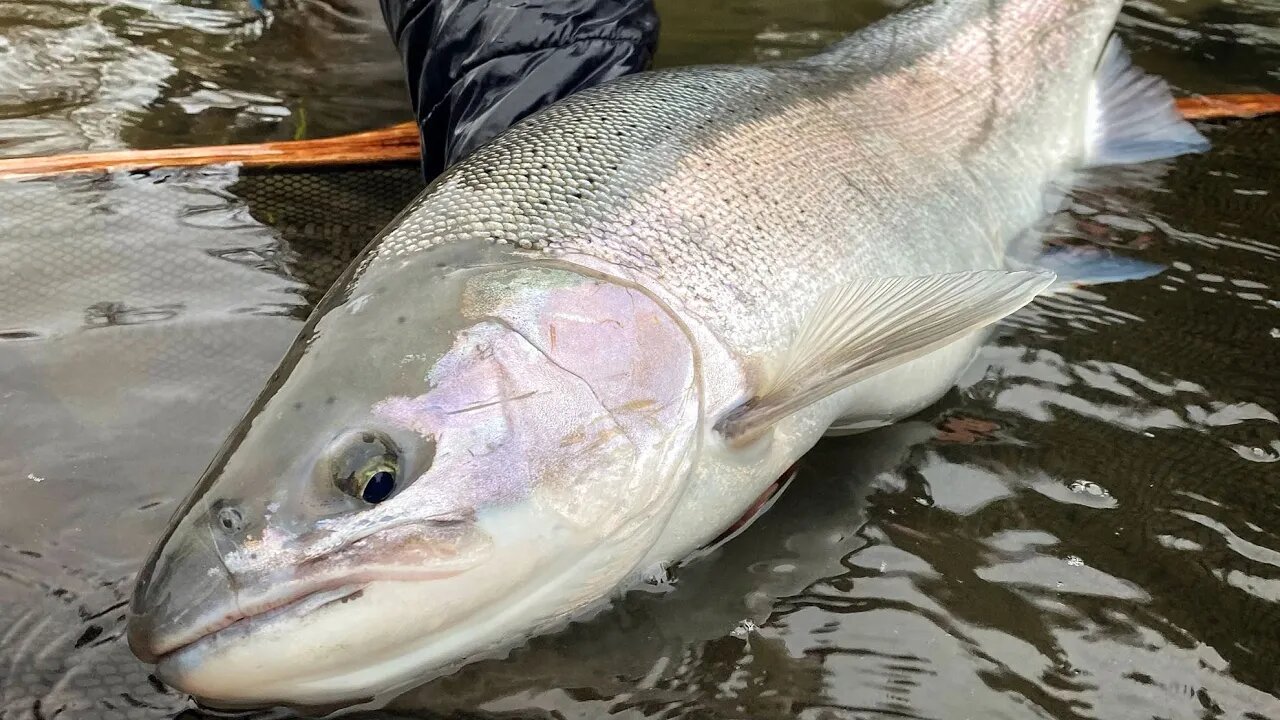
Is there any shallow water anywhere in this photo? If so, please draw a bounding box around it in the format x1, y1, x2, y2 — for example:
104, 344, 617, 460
1, 1, 1278, 719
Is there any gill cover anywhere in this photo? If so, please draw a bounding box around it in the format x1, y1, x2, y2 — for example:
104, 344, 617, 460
127, 240, 702, 708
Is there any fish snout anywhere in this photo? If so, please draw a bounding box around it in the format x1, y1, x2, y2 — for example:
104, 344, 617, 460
128, 507, 240, 664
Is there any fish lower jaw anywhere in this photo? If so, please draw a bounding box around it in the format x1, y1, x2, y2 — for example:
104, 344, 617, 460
151, 557, 466, 663
156, 582, 368, 668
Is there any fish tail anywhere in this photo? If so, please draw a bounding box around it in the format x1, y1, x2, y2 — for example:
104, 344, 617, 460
1083, 35, 1210, 166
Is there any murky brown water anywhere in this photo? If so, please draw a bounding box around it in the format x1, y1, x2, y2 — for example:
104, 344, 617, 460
1, 1, 1278, 719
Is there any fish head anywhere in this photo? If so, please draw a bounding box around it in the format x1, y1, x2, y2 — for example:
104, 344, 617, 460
127, 242, 702, 709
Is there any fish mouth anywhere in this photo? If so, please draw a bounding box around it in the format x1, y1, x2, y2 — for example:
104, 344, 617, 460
142, 520, 489, 664
153, 581, 370, 663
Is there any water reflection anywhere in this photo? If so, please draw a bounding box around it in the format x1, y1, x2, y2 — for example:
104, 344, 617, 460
0, 0, 406, 158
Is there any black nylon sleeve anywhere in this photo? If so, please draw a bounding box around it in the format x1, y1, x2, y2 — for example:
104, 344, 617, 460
378, 0, 659, 179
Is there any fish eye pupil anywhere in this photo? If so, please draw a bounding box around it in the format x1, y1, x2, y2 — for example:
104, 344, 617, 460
361, 471, 395, 504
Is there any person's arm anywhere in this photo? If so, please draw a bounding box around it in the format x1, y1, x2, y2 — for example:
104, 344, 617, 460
378, 0, 659, 179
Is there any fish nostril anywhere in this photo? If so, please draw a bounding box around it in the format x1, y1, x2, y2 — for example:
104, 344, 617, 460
215, 506, 245, 534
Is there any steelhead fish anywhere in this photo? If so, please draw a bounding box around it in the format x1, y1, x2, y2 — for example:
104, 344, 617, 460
127, 0, 1207, 709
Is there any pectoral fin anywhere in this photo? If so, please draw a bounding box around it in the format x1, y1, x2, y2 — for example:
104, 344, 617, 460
715, 270, 1054, 443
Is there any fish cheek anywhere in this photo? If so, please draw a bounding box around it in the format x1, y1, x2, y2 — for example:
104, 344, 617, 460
460, 268, 704, 535
530, 418, 640, 532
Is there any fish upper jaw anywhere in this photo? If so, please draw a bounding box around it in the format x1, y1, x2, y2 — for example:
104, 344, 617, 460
128, 519, 492, 666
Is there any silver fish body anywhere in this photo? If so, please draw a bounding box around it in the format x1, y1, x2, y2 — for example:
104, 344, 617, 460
127, 0, 1203, 709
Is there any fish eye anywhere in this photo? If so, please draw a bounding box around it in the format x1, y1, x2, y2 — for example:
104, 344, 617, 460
215, 505, 244, 532
330, 430, 402, 505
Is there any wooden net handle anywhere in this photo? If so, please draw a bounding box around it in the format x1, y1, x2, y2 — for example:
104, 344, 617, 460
0, 94, 1277, 179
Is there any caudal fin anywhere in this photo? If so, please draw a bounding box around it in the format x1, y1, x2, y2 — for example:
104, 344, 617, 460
1085, 36, 1210, 167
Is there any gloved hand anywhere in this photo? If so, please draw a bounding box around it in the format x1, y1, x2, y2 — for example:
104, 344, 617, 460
378, 0, 659, 179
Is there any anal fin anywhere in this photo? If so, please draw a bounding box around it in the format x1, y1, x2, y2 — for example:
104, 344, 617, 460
1008, 243, 1164, 288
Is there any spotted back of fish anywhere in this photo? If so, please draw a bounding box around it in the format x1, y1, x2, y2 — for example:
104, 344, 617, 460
367, 0, 1121, 355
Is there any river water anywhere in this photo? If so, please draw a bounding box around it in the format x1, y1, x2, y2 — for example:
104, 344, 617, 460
0, 1, 1278, 718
